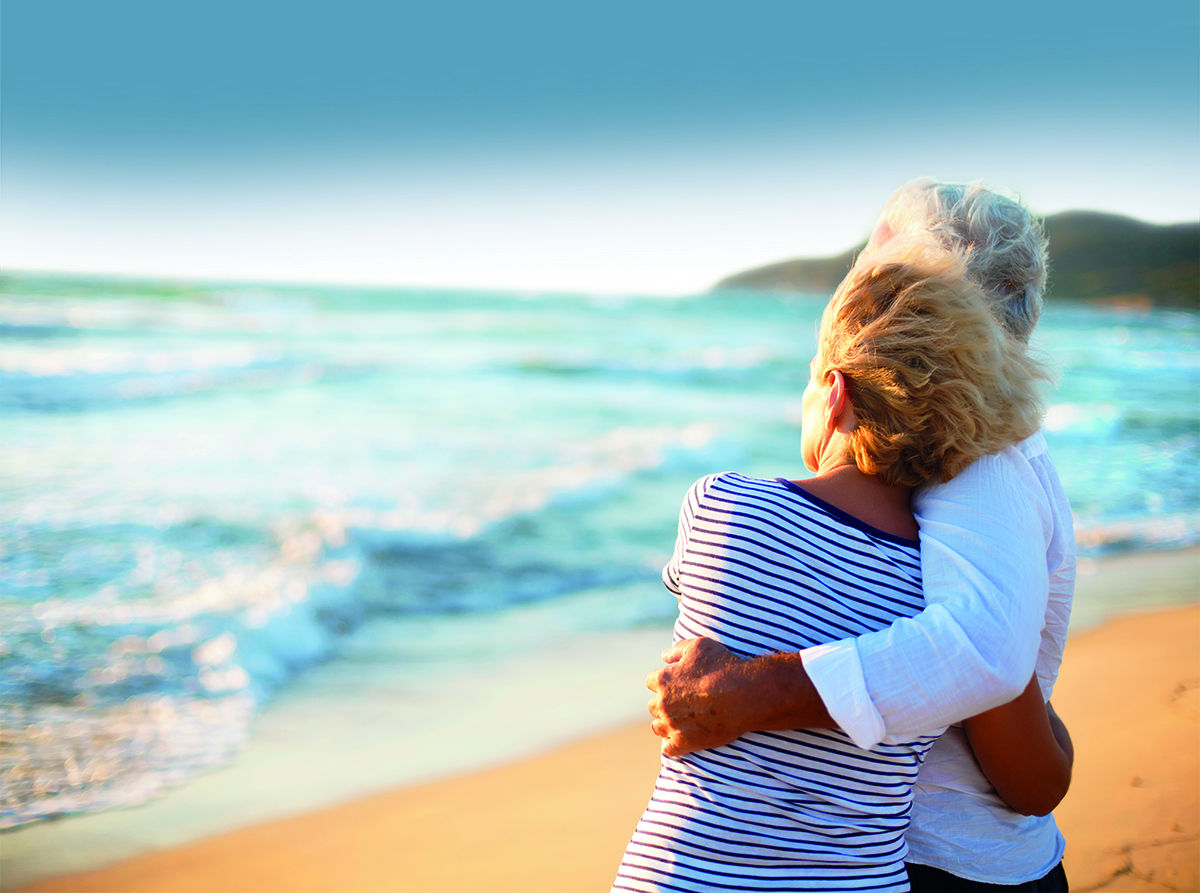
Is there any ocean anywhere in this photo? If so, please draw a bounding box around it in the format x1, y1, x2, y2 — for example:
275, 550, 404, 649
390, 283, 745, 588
2, 271, 1198, 831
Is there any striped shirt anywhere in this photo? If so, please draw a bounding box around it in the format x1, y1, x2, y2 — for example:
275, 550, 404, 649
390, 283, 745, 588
614, 473, 938, 893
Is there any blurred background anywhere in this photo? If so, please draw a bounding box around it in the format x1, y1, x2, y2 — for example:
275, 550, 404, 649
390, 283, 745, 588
2, 0, 1198, 881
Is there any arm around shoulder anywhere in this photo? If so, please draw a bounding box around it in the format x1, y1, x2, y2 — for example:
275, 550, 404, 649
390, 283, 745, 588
853, 447, 1055, 742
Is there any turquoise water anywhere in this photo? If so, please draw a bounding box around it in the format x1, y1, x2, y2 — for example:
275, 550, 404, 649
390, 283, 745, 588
1, 272, 1197, 828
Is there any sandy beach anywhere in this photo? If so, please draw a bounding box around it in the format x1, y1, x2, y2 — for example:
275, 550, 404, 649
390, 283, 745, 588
10, 550, 1199, 893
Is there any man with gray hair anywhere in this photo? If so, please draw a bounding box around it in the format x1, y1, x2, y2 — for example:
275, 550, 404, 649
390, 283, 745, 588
873, 178, 1048, 344
646, 179, 1074, 890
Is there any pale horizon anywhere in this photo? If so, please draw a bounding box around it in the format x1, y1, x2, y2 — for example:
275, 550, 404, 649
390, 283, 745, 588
4, 1, 1198, 297
7, 155, 1197, 298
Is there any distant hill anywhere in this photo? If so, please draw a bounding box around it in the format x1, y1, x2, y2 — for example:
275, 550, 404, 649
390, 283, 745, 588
1041, 213, 1198, 308
716, 212, 1199, 309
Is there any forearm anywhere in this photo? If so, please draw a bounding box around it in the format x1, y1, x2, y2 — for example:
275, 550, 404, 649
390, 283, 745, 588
962, 676, 1073, 816
741, 651, 835, 731
1046, 700, 1074, 765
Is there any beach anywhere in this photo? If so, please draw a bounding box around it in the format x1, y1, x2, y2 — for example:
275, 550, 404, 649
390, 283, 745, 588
5, 546, 1197, 893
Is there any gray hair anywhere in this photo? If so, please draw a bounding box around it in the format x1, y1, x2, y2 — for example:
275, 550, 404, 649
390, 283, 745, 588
876, 178, 1049, 344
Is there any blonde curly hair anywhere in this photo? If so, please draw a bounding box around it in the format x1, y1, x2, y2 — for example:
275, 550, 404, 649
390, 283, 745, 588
815, 239, 1049, 487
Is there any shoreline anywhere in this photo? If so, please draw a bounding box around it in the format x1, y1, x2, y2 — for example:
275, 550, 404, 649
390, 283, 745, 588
5, 546, 1199, 892
0, 623, 674, 891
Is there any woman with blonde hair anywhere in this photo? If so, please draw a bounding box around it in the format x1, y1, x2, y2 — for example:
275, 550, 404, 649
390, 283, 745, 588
614, 239, 1055, 892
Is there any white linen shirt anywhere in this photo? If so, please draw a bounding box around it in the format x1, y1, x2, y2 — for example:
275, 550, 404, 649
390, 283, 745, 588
802, 432, 1076, 882
802, 432, 1073, 746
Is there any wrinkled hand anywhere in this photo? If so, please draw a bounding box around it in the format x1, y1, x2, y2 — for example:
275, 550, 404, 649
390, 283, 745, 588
646, 637, 750, 757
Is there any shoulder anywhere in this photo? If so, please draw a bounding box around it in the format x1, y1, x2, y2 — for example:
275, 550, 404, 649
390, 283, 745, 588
676, 472, 729, 520
918, 434, 1051, 505
678, 472, 787, 515
686, 470, 769, 498
914, 432, 1057, 543
1013, 432, 1070, 511
682, 472, 724, 504
1013, 430, 1049, 462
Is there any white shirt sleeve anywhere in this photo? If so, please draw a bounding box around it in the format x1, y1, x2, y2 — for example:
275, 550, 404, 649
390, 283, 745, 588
803, 439, 1055, 749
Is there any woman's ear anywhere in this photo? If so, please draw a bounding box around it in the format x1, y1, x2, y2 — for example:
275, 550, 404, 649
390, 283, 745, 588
825, 370, 855, 433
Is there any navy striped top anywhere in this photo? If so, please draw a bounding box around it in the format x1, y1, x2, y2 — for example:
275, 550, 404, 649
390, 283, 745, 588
614, 473, 936, 893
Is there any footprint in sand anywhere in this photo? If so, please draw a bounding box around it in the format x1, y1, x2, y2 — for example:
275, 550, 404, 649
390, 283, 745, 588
1169, 679, 1199, 716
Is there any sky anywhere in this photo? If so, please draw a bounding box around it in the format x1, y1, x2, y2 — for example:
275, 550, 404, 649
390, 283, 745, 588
3, 1, 1198, 295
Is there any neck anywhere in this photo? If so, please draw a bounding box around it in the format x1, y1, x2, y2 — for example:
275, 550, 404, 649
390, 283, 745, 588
792, 464, 918, 541
813, 448, 856, 477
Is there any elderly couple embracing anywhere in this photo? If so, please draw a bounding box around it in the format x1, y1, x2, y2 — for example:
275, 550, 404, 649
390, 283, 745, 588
613, 179, 1075, 893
